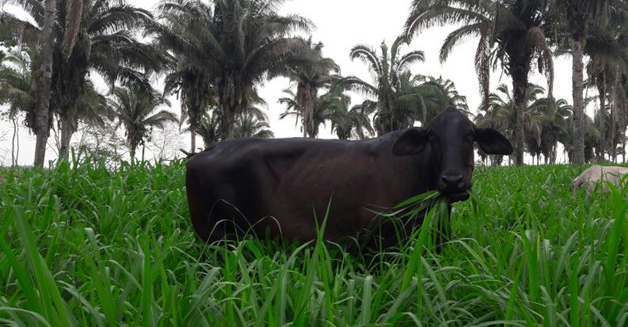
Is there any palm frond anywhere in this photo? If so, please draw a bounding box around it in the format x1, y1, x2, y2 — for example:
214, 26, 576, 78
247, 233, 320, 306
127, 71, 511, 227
350, 45, 382, 76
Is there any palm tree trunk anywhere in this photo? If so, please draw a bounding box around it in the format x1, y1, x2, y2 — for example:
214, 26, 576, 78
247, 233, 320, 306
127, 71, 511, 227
130, 145, 136, 163
611, 68, 624, 163
33, 0, 56, 168
597, 71, 606, 161
222, 108, 236, 140
610, 102, 617, 161
190, 127, 197, 152
11, 115, 19, 167
571, 38, 585, 165
306, 85, 315, 138
59, 116, 75, 160
512, 71, 527, 166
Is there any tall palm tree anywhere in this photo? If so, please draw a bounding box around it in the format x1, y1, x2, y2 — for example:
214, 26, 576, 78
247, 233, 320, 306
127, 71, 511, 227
110, 86, 178, 160
581, 3, 628, 161
274, 39, 340, 137
1, 45, 110, 162
34, 0, 56, 167
3, 0, 165, 161
587, 57, 612, 160
612, 69, 628, 161
554, 0, 616, 164
154, 0, 312, 140
405, 0, 556, 165
339, 35, 426, 135
164, 68, 213, 152
56, 0, 164, 159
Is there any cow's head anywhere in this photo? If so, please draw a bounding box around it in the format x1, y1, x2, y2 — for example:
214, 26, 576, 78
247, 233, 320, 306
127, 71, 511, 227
392, 107, 512, 202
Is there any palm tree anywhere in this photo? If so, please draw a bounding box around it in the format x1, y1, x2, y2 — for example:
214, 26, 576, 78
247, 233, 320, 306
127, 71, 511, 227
56, 0, 165, 159
1, 45, 111, 163
292, 87, 375, 140
405, 0, 556, 165
0, 49, 35, 118
538, 98, 572, 164
554, 0, 603, 164
234, 113, 274, 139
612, 70, 628, 161
475, 103, 510, 165
154, 0, 312, 140
345, 99, 378, 139
280, 88, 357, 138
164, 68, 213, 152
419, 76, 469, 111
553, 0, 627, 164
274, 39, 340, 137
196, 111, 221, 149
110, 87, 178, 160
581, 3, 628, 161
561, 114, 600, 163
409, 74, 471, 124
0, 12, 39, 48
477, 83, 554, 163
67, 79, 112, 133
3, 0, 166, 161
331, 101, 376, 140
587, 58, 611, 160
0, 49, 34, 166
33, 0, 56, 167
339, 35, 427, 135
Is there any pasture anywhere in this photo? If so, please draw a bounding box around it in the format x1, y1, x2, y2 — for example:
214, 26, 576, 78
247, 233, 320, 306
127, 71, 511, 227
0, 160, 626, 326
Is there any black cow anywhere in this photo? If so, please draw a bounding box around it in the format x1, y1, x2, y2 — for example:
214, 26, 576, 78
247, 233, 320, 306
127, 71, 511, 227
186, 107, 512, 247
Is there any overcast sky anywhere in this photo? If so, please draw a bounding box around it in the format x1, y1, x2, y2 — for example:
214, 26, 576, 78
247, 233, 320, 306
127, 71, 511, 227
0, 0, 578, 166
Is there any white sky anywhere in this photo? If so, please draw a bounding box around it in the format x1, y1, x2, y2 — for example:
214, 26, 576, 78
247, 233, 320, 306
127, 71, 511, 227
0, 0, 578, 166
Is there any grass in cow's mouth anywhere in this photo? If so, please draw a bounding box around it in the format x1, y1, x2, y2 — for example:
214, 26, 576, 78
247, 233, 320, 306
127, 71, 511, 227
1, 160, 627, 326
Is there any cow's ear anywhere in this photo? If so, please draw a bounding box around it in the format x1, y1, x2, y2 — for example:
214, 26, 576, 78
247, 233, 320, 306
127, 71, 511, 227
393, 128, 428, 156
474, 128, 513, 155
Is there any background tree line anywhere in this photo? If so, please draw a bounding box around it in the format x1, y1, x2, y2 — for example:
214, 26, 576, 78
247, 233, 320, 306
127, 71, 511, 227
1, 0, 627, 167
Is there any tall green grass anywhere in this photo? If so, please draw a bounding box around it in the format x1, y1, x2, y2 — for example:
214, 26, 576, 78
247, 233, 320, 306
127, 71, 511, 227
0, 160, 626, 326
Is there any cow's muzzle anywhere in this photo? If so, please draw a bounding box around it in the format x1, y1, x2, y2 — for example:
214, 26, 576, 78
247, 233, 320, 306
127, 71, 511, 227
438, 173, 471, 202
443, 191, 470, 202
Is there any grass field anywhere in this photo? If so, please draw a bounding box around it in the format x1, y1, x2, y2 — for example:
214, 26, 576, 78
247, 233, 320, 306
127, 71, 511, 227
1, 159, 627, 326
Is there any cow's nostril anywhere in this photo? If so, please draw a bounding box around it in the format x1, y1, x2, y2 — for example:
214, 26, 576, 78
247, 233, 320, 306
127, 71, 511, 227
441, 174, 463, 186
